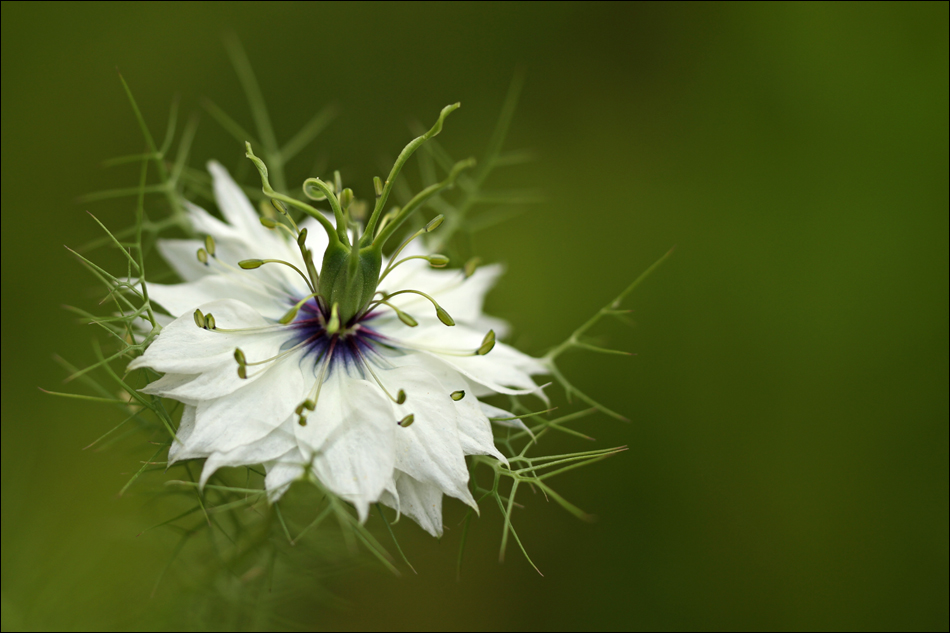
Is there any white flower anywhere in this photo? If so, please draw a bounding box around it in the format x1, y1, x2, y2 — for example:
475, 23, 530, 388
129, 162, 545, 536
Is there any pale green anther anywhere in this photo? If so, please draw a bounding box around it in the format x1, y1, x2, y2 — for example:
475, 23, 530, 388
464, 257, 482, 278
436, 306, 456, 327
303, 399, 316, 411
398, 414, 415, 427
427, 254, 450, 268
298, 415, 307, 427
326, 303, 340, 335
204, 235, 216, 257
259, 200, 277, 220
334, 171, 342, 196
193, 309, 206, 328
279, 305, 299, 325
373, 176, 383, 198
233, 348, 246, 365
425, 214, 445, 232
297, 228, 308, 248
295, 402, 306, 416
476, 329, 496, 356
205, 313, 216, 330
396, 389, 407, 405
451, 390, 465, 401
239, 259, 264, 269
397, 310, 418, 328
237, 365, 247, 380
260, 217, 278, 229
197, 248, 208, 265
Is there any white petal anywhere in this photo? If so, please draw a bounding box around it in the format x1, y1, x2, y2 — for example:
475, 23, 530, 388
294, 371, 396, 522
199, 417, 298, 486
208, 161, 266, 241
129, 299, 283, 375
479, 401, 532, 434
175, 350, 307, 459
381, 364, 476, 507
168, 405, 197, 463
387, 354, 506, 464
264, 447, 308, 502
147, 273, 294, 320
379, 470, 445, 537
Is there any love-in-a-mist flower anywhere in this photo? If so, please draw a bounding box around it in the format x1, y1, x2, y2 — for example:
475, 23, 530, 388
129, 105, 546, 536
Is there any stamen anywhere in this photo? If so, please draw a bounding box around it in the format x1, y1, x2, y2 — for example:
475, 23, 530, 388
298, 340, 337, 426
205, 313, 217, 330
196, 248, 209, 265
451, 390, 465, 401
377, 253, 450, 285
370, 289, 454, 326
325, 303, 340, 335
353, 346, 406, 405
376, 214, 445, 282
193, 309, 206, 328
377, 301, 418, 327
463, 257, 481, 278
239, 258, 314, 294
279, 291, 324, 325
204, 235, 216, 257
395, 329, 496, 358
397, 414, 415, 427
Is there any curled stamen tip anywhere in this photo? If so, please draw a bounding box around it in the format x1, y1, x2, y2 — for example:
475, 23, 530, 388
193, 309, 206, 329
451, 390, 465, 401
297, 228, 308, 247
396, 389, 407, 405
436, 307, 455, 327
239, 259, 264, 270
398, 414, 415, 427
476, 330, 496, 356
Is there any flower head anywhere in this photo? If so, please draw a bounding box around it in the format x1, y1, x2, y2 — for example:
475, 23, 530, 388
130, 151, 545, 535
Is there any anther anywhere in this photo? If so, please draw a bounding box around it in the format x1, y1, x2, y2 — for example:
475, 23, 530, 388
451, 390, 465, 401
398, 414, 415, 427
476, 329, 496, 356
397, 310, 418, 327
396, 389, 407, 405
237, 365, 247, 380
436, 306, 456, 327
260, 217, 278, 229
197, 248, 209, 265
204, 235, 216, 257
297, 228, 308, 248
427, 254, 450, 268
205, 313, 216, 330
239, 259, 264, 269
373, 176, 383, 199
233, 348, 246, 365
464, 257, 482, 278
425, 214, 445, 232
193, 309, 206, 328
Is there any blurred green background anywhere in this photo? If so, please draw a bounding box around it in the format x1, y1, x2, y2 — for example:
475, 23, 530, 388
2, 2, 947, 630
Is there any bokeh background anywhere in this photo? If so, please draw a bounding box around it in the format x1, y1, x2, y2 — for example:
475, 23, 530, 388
2, 2, 947, 631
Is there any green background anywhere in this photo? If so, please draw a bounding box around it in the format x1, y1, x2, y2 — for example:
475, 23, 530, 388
2, 2, 947, 630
